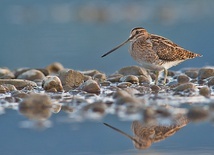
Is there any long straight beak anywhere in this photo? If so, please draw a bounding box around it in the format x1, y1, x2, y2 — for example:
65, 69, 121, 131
103, 123, 141, 145
101, 38, 131, 58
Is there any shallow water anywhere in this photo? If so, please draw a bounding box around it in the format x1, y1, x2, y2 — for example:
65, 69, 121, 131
1, 1, 214, 155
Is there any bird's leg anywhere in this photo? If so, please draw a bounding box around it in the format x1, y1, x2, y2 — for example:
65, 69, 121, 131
163, 68, 168, 85
154, 71, 159, 85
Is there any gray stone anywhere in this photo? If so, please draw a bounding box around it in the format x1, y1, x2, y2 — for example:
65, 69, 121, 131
0, 68, 14, 79
42, 76, 63, 92
138, 75, 151, 84
199, 86, 211, 98
58, 69, 84, 91
198, 67, 214, 80
93, 73, 106, 83
107, 74, 123, 83
185, 70, 198, 79
80, 70, 100, 77
79, 79, 100, 94
83, 101, 107, 114
0, 79, 37, 90
118, 66, 149, 76
177, 74, 190, 84
17, 69, 45, 81
208, 76, 214, 86
46, 62, 64, 74
120, 75, 139, 84
174, 82, 196, 91
0, 85, 7, 94
117, 82, 132, 88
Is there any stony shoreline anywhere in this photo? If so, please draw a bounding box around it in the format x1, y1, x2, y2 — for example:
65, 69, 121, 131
0, 62, 214, 126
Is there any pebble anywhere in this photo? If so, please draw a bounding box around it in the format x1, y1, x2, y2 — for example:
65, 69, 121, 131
117, 82, 132, 88
177, 74, 190, 84
150, 85, 161, 93
185, 70, 198, 79
199, 86, 211, 98
120, 75, 139, 84
17, 69, 45, 81
138, 75, 151, 84
208, 76, 214, 86
58, 69, 84, 91
42, 76, 63, 92
93, 73, 106, 83
100, 81, 111, 86
187, 107, 209, 122
198, 67, 214, 80
51, 104, 61, 113
0, 79, 37, 90
80, 70, 100, 77
79, 79, 100, 94
1, 84, 17, 92
107, 74, 123, 83
46, 62, 64, 74
19, 94, 52, 121
11, 91, 29, 99
173, 82, 196, 91
118, 66, 149, 76
0, 85, 7, 93
0, 68, 15, 79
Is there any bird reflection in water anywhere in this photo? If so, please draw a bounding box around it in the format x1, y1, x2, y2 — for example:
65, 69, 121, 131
104, 114, 189, 149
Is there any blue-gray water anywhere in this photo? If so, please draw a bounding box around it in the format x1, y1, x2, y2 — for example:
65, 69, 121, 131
1, 1, 214, 155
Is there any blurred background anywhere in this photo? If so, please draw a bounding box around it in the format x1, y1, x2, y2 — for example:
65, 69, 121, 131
0, 0, 213, 74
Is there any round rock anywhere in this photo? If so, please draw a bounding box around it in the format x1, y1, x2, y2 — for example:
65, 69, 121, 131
46, 62, 64, 74
107, 74, 123, 83
177, 74, 190, 84
79, 79, 100, 94
187, 107, 209, 122
199, 86, 211, 98
174, 82, 196, 91
58, 69, 84, 91
198, 67, 214, 80
208, 76, 214, 86
0, 79, 37, 90
93, 73, 106, 83
120, 75, 139, 84
185, 70, 198, 79
17, 69, 45, 81
42, 76, 63, 92
118, 66, 149, 76
0, 68, 14, 79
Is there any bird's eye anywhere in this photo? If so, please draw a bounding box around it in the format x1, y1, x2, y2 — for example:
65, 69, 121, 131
136, 31, 139, 34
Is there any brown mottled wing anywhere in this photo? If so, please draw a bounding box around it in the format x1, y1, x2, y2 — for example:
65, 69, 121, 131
151, 34, 199, 61
132, 121, 155, 138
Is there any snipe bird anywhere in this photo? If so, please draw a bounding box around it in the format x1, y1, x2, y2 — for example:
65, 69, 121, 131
101, 27, 202, 85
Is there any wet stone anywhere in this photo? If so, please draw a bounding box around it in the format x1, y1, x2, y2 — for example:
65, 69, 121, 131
138, 75, 151, 84
100, 81, 111, 86
173, 82, 196, 91
120, 75, 139, 84
135, 85, 151, 94
46, 62, 64, 74
199, 86, 211, 98
0, 68, 14, 79
83, 75, 92, 81
93, 73, 106, 83
2, 84, 17, 92
51, 104, 61, 113
80, 70, 100, 77
118, 66, 149, 76
11, 91, 29, 99
17, 69, 45, 82
0, 85, 7, 94
0, 79, 37, 90
187, 107, 209, 122
177, 74, 190, 84
208, 76, 214, 86
150, 85, 161, 93
42, 76, 63, 92
198, 67, 214, 80
117, 82, 132, 88
107, 74, 123, 83
58, 69, 84, 91
79, 79, 100, 94
185, 70, 198, 79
